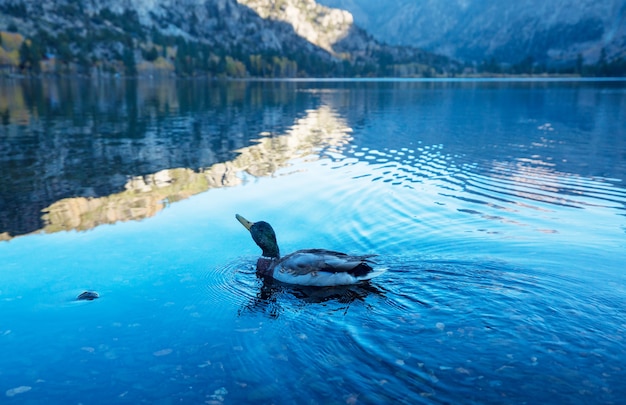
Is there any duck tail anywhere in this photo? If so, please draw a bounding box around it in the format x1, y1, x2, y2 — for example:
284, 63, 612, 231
358, 266, 387, 281
350, 262, 374, 277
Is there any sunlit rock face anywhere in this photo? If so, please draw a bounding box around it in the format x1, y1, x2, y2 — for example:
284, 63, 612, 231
318, 0, 626, 66
237, 0, 354, 56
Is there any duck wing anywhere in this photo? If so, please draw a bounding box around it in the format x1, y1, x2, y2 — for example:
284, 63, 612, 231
278, 249, 377, 277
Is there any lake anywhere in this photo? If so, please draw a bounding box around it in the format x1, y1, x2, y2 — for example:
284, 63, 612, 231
1, 77, 625, 404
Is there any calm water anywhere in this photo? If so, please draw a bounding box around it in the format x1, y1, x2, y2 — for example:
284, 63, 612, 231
1, 78, 625, 404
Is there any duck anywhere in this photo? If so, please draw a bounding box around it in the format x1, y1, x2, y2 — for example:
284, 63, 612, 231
235, 214, 386, 286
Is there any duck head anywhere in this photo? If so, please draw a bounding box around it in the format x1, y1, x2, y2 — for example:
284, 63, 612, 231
236, 214, 280, 258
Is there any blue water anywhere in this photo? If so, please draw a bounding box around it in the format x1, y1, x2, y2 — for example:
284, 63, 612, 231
1, 78, 625, 404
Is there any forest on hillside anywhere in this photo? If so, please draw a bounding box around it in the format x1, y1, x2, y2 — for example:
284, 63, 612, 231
1, 2, 624, 78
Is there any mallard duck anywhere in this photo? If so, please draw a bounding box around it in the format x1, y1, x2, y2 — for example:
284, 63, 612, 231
236, 214, 385, 286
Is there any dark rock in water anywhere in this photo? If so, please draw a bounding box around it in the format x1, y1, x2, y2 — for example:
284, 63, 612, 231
77, 291, 99, 301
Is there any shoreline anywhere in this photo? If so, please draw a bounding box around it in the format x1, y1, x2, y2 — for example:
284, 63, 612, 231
2, 73, 626, 83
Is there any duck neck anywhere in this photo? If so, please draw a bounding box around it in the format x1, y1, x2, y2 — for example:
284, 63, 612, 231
261, 244, 279, 259
256, 256, 277, 277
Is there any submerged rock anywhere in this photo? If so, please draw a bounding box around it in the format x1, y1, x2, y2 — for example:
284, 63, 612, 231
76, 291, 99, 301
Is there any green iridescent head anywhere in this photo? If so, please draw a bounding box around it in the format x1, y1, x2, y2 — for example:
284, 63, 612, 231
236, 214, 280, 258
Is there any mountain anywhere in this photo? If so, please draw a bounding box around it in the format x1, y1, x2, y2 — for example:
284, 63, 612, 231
0, 0, 457, 77
318, 0, 626, 70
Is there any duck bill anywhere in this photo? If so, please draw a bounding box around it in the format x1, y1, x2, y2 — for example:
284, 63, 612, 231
236, 214, 254, 231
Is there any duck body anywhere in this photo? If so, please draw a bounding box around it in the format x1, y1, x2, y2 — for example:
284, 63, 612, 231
236, 215, 385, 287
257, 249, 383, 286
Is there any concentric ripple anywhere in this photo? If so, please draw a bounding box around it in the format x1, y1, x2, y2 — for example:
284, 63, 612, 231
203, 257, 260, 309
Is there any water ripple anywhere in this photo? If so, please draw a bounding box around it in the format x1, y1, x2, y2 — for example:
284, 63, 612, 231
204, 257, 259, 308
343, 143, 626, 215
326, 140, 626, 251
336, 256, 626, 403
464, 161, 626, 211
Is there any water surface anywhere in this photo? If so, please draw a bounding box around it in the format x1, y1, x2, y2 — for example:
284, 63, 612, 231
1, 78, 625, 404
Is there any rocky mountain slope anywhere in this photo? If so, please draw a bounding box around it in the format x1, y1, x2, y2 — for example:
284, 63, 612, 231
319, 0, 626, 68
239, 0, 354, 56
0, 0, 457, 77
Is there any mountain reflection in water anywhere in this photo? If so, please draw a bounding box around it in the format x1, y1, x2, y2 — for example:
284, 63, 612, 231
40, 105, 351, 236
0, 79, 351, 240
1, 78, 625, 242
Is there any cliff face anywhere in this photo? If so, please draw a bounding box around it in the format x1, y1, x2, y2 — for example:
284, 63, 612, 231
237, 0, 353, 56
0, 0, 457, 77
318, 0, 626, 66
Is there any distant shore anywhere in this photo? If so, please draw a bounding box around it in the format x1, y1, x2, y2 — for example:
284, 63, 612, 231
2, 72, 625, 82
